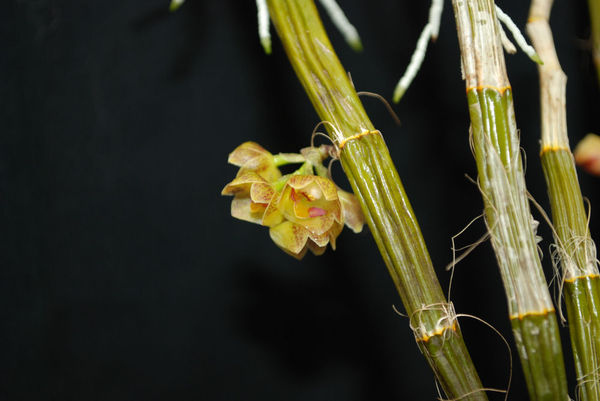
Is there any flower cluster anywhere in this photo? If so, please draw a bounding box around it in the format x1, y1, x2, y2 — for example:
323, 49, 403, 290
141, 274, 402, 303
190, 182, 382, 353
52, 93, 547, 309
222, 142, 363, 259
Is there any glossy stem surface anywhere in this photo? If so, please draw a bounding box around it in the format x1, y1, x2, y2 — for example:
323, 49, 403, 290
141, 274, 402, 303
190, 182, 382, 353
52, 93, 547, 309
528, 1, 600, 398
267, 0, 486, 399
452, 0, 569, 399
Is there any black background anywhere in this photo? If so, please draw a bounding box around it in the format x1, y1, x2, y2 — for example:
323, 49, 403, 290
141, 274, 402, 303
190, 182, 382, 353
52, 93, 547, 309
3, 0, 600, 400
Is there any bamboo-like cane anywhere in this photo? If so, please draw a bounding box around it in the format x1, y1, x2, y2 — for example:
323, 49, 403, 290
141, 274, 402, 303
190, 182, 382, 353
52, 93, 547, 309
527, 1, 600, 400
589, 0, 600, 86
266, 0, 487, 399
450, 1, 569, 400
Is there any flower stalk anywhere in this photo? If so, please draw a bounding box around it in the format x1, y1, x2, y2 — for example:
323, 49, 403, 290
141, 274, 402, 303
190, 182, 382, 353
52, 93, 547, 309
527, 1, 600, 399
266, 0, 487, 399
450, 0, 569, 399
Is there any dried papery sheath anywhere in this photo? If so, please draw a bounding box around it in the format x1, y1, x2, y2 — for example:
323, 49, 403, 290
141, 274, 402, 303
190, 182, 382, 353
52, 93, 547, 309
527, 1, 600, 399
266, 0, 487, 399
451, 0, 568, 399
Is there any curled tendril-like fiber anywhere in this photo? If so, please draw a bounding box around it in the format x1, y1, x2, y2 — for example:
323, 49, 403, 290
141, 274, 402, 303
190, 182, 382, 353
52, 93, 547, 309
424, 307, 513, 401
575, 357, 600, 401
409, 302, 458, 347
310, 120, 341, 158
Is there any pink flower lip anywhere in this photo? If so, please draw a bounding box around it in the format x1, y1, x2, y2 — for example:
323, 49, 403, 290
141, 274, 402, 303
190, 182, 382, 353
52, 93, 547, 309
308, 207, 326, 217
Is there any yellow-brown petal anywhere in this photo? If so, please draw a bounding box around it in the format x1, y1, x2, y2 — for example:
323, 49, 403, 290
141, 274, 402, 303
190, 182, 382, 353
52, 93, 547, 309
292, 213, 336, 237
231, 196, 264, 225
250, 182, 276, 204
249, 201, 267, 214
228, 142, 270, 167
262, 194, 284, 227
307, 240, 327, 256
278, 185, 296, 214
286, 175, 316, 191
269, 221, 310, 258
313, 176, 338, 201
338, 190, 364, 233
327, 221, 344, 250
307, 230, 330, 247
239, 162, 281, 183
221, 171, 267, 196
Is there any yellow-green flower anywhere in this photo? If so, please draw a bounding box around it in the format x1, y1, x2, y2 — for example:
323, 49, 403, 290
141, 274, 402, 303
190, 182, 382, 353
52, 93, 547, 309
222, 143, 364, 259
264, 175, 360, 259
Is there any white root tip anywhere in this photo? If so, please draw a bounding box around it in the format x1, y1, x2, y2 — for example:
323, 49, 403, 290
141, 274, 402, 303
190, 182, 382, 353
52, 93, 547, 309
393, 0, 444, 102
256, 0, 272, 54
495, 5, 543, 64
317, 0, 363, 51
169, 0, 185, 12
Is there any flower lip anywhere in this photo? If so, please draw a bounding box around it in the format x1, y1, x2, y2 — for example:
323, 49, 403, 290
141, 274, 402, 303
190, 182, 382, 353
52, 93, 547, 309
309, 207, 327, 217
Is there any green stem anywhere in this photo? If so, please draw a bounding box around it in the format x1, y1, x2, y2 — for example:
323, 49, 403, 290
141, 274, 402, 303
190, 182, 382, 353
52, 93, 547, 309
267, 0, 487, 399
452, 1, 568, 399
564, 276, 600, 401
528, 1, 600, 398
541, 153, 600, 401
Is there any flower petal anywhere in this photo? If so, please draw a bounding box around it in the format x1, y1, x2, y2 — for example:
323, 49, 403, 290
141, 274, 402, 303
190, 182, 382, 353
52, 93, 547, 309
277, 185, 296, 218
338, 190, 364, 233
221, 171, 267, 196
228, 142, 282, 182
269, 221, 310, 258
307, 230, 330, 247
286, 175, 316, 191
328, 221, 344, 250
249, 202, 267, 214
307, 240, 327, 256
313, 176, 338, 201
228, 142, 270, 167
294, 213, 336, 236
250, 182, 276, 204
239, 160, 281, 182
262, 193, 284, 227
231, 196, 264, 225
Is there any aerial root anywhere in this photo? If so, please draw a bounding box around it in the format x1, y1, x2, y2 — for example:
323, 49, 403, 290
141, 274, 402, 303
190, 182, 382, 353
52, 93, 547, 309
393, 0, 443, 102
